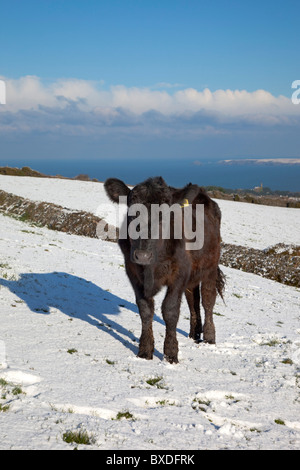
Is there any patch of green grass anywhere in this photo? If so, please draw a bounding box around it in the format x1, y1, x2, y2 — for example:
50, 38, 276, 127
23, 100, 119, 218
62, 429, 96, 446
0, 379, 24, 411
1, 210, 43, 228
114, 410, 135, 420
21, 229, 37, 234
274, 418, 285, 425
146, 376, 165, 389
0, 378, 8, 387
233, 293, 243, 299
2, 272, 18, 281
67, 348, 78, 355
155, 400, 177, 406
19, 212, 30, 222
250, 427, 262, 433
281, 358, 293, 365
192, 397, 211, 412
0, 403, 10, 412
0, 263, 10, 269
12, 386, 25, 396
263, 339, 281, 347
105, 359, 115, 365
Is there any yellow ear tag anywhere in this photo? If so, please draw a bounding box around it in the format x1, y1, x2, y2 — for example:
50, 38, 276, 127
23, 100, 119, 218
181, 199, 189, 208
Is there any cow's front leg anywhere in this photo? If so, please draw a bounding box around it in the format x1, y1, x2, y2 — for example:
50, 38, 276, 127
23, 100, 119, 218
137, 297, 155, 360
162, 288, 182, 364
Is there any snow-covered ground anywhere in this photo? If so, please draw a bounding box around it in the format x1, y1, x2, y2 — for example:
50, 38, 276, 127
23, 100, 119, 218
1, 174, 300, 249
0, 175, 300, 450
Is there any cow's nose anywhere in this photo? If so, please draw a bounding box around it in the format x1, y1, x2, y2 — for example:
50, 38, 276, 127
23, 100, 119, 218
133, 249, 153, 265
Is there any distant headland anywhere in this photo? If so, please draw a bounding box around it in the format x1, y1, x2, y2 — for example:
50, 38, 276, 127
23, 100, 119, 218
219, 158, 300, 165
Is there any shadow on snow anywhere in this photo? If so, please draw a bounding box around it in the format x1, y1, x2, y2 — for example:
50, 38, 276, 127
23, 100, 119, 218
0, 272, 187, 360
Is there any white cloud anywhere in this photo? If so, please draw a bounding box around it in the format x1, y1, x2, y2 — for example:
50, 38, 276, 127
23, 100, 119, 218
0, 76, 299, 140
5, 76, 57, 111
2, 75, 297, 116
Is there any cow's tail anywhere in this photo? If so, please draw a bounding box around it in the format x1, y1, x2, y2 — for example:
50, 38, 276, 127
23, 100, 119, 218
216, 267, 226, 301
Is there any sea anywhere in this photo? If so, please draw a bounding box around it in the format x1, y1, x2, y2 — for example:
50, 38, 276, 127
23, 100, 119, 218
1, 158, 300, 192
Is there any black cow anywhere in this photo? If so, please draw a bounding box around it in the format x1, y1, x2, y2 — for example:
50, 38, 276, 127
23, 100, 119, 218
104, 176, 224, 363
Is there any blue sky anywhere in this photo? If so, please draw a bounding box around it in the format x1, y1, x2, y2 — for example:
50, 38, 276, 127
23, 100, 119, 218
1, 0, 299, 95
0, 0, 300, 162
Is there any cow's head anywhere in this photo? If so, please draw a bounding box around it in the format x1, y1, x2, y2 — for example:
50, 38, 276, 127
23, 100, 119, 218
104, 177, 199, 266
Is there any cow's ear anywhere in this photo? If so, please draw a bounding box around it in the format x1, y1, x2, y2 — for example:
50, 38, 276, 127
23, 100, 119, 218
179, 183, 199, 207
104, 178, 130, 203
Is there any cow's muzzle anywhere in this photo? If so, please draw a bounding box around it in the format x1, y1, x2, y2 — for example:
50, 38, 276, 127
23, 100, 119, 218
133, 249, 153, 265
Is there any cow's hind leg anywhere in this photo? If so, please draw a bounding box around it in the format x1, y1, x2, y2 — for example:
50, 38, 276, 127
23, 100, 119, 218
185, 286, 202, 342
201, 271, 217, 344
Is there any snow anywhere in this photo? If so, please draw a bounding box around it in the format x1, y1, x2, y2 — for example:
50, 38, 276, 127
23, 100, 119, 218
0, 175, 300, 450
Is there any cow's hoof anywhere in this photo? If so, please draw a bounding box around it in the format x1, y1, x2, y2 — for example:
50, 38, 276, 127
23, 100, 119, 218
189, 332, 202, 343
203, 323, 215, 344
137, 351, 153, 360
203, 338, 216, 345
164, 354, 178, 364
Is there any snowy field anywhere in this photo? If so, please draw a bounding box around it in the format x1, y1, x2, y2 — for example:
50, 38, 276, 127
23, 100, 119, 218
0, 175, 300, 450
1, 174, 300, 249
